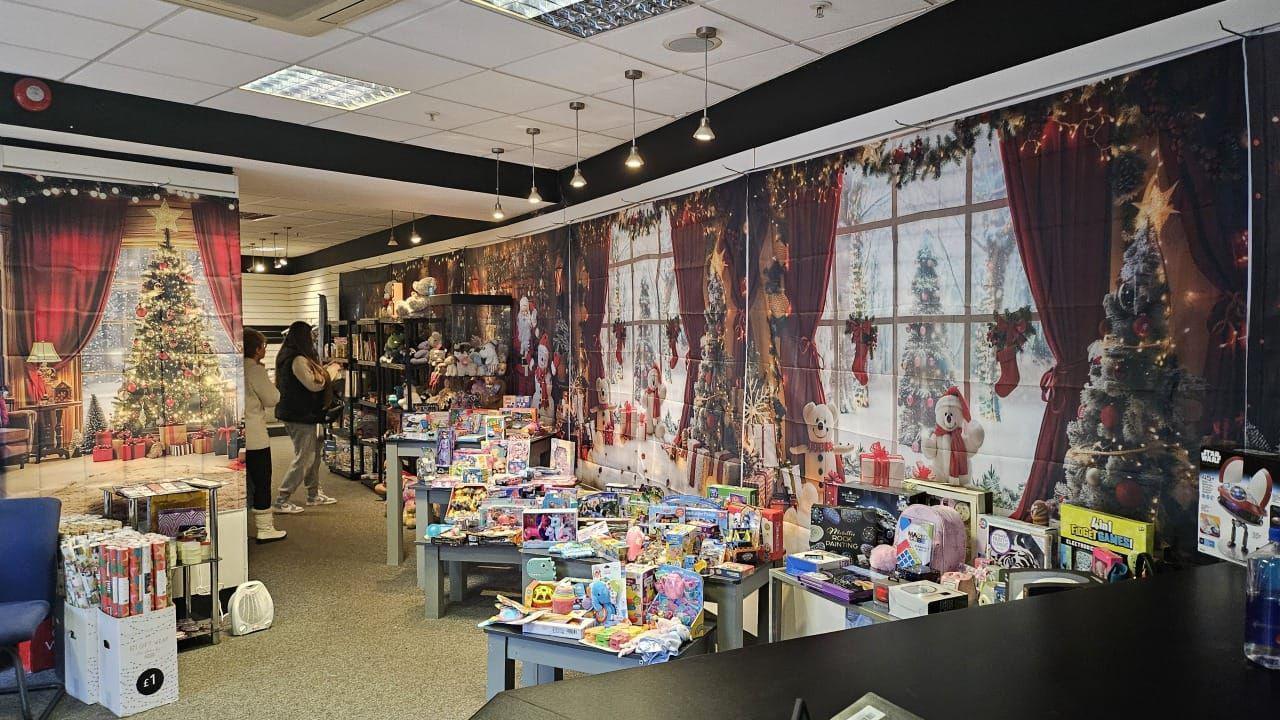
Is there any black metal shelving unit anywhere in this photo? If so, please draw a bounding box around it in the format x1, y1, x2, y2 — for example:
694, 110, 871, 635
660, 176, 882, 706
322, 320, 355, 478
352, 318, 382, 491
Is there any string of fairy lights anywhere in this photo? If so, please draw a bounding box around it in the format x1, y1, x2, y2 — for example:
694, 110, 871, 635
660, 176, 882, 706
0, 173, 236, 209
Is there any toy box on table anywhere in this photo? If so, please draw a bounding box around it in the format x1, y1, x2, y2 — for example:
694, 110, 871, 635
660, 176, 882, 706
910, 479, 992, 562
1197, 445, 1280, 564
1057, 503, 1154, 580
977, 514, 1057, 569
827, 481, 926, 515
810, 504, 896, 567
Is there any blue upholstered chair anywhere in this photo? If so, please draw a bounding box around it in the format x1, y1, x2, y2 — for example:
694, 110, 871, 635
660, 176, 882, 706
0, 497, 64, 720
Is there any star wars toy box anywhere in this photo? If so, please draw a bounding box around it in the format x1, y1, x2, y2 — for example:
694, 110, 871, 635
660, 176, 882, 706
1057, 503, 1154, 580
1197, 445, 1280, 565
977, 514, 1057, 569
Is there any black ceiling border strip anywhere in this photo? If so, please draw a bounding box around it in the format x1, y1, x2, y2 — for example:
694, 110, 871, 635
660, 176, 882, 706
556, 0, 1221, 203
0, 72, 559, 203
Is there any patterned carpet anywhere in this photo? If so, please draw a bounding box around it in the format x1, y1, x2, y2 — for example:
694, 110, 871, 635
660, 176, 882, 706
1, 436, 518, 720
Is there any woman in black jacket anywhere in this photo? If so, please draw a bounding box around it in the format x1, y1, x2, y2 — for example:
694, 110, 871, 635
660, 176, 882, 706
272, 321, 337, 513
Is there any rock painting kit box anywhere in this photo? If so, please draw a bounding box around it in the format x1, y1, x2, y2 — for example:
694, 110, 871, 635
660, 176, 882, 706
1197, 445, 1280, 564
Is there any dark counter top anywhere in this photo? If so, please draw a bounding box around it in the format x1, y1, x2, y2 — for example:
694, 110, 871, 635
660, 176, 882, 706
471, 562, 1279, 719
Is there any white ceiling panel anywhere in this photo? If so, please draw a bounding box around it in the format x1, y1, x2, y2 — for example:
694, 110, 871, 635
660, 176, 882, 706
803, 13, 922, 53
340, 0, 450, 33
357, 92, 500, 130
542, 131, 624, 158
600, 116, 681, 140
503, 146, 577, 170
150, 9, 357, 63
14, 0, 177, 28
498, 43, 671, 95
202, 88, 345, 124
589, 4, 786, 72
307, 37, 480, 92
689, 44, 819, 90
406, 131, 513, 156
427, 70, 576, 114
0, 42, 85, 79
705, 0, 929, 42
0, 1, 140, 59
523, 97, 664, 135
596, 73, 735, 117
454, 115, 574, 146
66, 63, 225, 103
311, 112, 436, 142
375, 1, 573, 68
102, 33, 285, 86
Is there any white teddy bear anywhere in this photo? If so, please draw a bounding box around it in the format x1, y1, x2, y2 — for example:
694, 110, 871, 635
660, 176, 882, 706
921, 386, 984, 486
395, 276, 437, 317
476, 340, 501, 376
786, 402, 853, 530
642, 363, 665, 438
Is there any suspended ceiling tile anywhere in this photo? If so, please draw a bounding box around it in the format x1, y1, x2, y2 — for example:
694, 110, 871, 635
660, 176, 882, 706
311, 112, 436, 142
803, 13, 923, 53
150, 9, 357, 63
588, 4, 786, 72
405, 131, 512, 157
705, 0, 929, 43
307, 37, 481, 93
375, 1, 574, 69
503, 146, 577, 170
542, 131, 624, 158
595, 73, 735, 117
17, 0, 178, 28
453, 115, 574, 147
0, 41, 86, 80
340, 0, 450, 33
67, 62, 226, 103
688, 44, 819, 90
498, 42, 671, 95
523, 96, 664, 135
202, 89, 345, 124
0, 1, 140, 59
599, 116, 679, 140
427, 70, 577, 114
102, 33, 285, 86
356, 92, 500, 131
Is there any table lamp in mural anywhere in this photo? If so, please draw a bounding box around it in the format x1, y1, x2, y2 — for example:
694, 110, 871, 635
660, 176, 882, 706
26, 341, 60, 403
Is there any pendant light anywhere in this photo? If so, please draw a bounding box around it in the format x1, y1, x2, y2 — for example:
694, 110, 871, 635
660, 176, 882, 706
252, 241, 265, 273
386, 210, 398, 247
624, 69, 644, 169
271, 232, 282, 268
569, 101, 587, 189
526, 127, 542, 204
693, 27, 717, 142
408, 213, 422, 244
491, 148, 505, 220
280, 226, 290, 266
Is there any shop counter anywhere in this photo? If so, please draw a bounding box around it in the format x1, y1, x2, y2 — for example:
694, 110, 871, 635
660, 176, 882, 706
471, 562, 1277, 719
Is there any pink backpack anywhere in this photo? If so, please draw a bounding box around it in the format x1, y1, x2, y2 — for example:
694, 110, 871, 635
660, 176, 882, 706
894, 504, 967, 573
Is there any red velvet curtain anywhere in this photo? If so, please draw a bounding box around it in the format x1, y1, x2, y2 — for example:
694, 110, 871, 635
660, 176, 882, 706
191, 200, 242, 351
5, 195, 126, 400
772, 162, 844, 455
1161, 130, 1248, 441
1002, 109, 1113, 519
578, 220, 613, 401
718, 180, 749, 370
670, 206, 710, 439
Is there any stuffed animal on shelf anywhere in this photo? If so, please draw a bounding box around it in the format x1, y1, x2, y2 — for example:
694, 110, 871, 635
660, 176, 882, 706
476, 339, 502, 376
395, 276, 437, 317
401, 481, 417, 528
531, 334, 559, 422
451, 345, 473, 376
642, 363, 665, 438
381, 331, 404, 364
408, 338, 432, 365
922, 386, 984, 487
380, 281, 400, 318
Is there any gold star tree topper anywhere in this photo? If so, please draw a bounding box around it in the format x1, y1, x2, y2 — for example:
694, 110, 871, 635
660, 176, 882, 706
1132, 176, 1179, 233
147, 199, 183, 234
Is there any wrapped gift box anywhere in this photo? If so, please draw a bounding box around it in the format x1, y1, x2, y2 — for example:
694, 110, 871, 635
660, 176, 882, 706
92, 445, 114, 462
158, 423, 186, 448
858, 442, 904, 487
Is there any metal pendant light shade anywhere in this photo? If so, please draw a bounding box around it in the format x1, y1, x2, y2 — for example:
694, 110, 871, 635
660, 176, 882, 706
624, 69, 644, 170
491, 148, 505, 220
693, 26, 717, 142
569, 101, 587, 188
527, 127, 542, 204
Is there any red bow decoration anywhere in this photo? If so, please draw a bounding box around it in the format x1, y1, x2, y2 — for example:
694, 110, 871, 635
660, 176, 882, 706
863, 442, 893, 487
866, 441, 889, 460
215, 425, 236, 441
913, 461, 933, 480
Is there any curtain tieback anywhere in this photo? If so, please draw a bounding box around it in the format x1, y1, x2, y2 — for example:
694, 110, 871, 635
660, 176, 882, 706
798, 336, 826, 371
1040, 358, 1088, 410
1209, 291, 1247, 352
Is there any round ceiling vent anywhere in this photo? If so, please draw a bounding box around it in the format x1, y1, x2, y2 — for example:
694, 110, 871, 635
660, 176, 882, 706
664, 31, 722, 53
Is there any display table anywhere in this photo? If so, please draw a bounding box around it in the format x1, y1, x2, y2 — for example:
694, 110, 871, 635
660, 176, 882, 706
767, 568, 894, 641
518, 548, 772, 651
385, 434, 552, 566
418, 541, 522, 619
481, 622, 715, 700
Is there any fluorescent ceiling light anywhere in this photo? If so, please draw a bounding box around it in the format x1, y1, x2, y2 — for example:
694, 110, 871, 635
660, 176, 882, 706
469, 0, 692, 38
241, 66, 407, 111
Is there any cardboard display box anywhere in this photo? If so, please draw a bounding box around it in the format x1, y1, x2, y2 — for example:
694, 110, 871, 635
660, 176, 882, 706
64, 603, 100, 705
1197, 445, 1280, 565
98, 605, 178, 717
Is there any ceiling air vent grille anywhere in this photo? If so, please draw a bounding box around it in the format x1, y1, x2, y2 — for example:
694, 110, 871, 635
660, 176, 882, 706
160, 0, 397, 36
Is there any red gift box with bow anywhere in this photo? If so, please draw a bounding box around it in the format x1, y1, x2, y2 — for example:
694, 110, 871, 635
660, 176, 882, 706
858, 442, 904, 488
92, 444, 114, 462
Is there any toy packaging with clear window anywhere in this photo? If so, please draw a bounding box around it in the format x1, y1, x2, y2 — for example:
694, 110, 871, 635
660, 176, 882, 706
1197, 445, 1280, 564
977, 514, 1057, 569
1057, 503, 1153, 580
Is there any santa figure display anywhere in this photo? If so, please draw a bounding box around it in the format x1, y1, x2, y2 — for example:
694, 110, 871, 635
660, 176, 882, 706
516, 296, 537, 393
531, 333, 558, 423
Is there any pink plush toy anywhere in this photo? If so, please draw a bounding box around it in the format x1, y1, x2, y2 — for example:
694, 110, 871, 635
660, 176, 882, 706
869, 544, 896, 573
626, 526, 645, 562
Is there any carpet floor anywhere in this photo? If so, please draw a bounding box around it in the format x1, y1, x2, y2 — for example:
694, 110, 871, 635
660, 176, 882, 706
1, 437, 518, 720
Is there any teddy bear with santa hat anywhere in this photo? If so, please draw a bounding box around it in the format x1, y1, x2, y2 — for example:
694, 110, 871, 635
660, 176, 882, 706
531, 333, 558, 422
921, 386, 984, 486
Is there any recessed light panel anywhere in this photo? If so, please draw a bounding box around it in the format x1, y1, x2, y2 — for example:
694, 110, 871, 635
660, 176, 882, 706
241, 66, 408, 110
470, 0, 693, 38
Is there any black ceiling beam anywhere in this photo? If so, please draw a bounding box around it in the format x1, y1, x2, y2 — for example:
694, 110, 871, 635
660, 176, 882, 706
0, 71, 559, 203
557, 0, 1221, 203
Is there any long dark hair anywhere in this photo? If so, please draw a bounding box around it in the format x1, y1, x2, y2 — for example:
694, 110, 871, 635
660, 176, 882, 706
280, 321, 319, 364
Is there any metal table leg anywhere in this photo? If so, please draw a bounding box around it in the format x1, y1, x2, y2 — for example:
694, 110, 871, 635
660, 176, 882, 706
448, 560, 466, 603
386, 440, 402, 566
769, 574, 783, 643
756, 579, 770, 645
486, 633, 514, 700
424, 545, 444, 619
520, 662, 561, 688
716, 584, 744, 651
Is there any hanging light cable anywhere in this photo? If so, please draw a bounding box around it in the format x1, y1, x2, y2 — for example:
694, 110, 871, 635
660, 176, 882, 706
252, 240, 265, 273
409, 213, 422, 244
624, 69, 644, 169
271, 232, 281, 268
280, 226, 290, 266
693, 26, 717, 142
491, 148, 505, 220
526, 127, 542, 204
569, 101, 587, 189
387, 210, 398, 246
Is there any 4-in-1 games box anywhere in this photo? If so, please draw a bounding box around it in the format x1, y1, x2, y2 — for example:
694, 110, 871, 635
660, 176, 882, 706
1057, 504, 1153, 580
1197, 445, 1280, 564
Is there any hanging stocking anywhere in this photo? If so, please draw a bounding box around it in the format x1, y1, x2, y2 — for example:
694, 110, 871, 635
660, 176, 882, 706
613, 320, 626, 365
994, 346, 1020, 398
844, 313, 877, 387
851, 338, 871, 386
666, 318, 681, 369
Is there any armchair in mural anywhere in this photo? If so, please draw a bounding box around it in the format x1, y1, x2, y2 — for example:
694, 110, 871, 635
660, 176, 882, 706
0, 409, 36, 468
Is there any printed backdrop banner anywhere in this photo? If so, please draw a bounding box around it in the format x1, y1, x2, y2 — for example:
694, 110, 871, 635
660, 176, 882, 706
0, 172, 245, 513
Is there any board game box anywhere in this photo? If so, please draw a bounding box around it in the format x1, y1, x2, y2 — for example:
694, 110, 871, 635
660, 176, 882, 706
1057, 503, 1154, 580
1197, 445, 1280, 565
977, 514, 1057, 569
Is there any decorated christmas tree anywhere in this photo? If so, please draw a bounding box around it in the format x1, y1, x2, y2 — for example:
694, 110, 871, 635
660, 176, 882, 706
1058, 178, 1199, 524
897, 243, 954, 449
114, 203, 225, 432
80, 394, 107, 451
689, 244, 738, 455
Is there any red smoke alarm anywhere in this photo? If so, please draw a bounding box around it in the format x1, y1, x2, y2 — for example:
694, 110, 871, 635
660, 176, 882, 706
13, 78, 52, 112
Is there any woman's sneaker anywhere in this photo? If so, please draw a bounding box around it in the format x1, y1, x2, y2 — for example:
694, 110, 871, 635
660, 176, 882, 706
273, 501, 304, 514
306, 493, 338, 506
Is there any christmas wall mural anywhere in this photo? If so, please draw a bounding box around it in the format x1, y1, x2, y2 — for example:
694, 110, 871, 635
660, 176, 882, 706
743, 41, 1250, 553
0, 172, 245, 513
